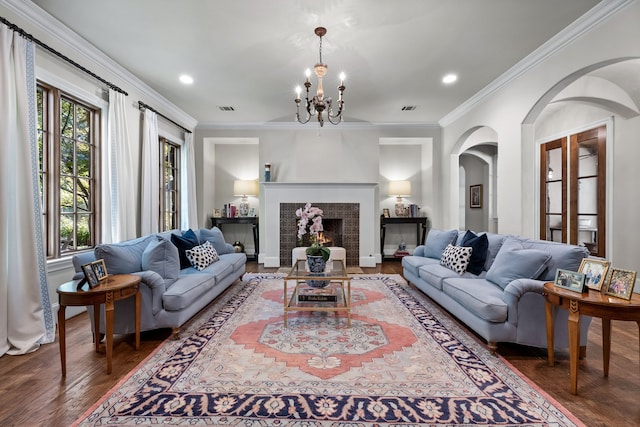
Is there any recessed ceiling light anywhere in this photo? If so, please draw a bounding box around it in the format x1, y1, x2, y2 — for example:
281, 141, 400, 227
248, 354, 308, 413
179, 74, 194, 85
442, 73, 457, 84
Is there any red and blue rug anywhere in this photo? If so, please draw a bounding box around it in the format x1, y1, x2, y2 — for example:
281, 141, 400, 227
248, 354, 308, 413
74, 274, 584, 426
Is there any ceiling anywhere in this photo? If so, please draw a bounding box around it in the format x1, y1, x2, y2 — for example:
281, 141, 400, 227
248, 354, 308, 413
30, 0, 603, 126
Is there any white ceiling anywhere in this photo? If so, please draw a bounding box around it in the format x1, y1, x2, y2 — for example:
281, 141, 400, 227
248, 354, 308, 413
30, 0, 603, 126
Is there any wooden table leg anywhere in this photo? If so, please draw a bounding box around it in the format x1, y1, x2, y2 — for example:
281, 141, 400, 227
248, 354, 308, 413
568, 302, 581, 395
93, 303, 100, 353
105, 292, 114, 374
134, 289, 141, 350
58, 304, 66, 376
602, 318, 612, 377
545, 299, 555, 366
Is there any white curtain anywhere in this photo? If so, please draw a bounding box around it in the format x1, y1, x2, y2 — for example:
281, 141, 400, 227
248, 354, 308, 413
104, 89, 136, 243
0, 24, 54, 357
181, 132, 198, 230
141, 109, 159, 235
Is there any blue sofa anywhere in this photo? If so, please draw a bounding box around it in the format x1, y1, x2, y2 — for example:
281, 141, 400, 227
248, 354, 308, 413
72, 227, 246, 339
402, 229, 592, 353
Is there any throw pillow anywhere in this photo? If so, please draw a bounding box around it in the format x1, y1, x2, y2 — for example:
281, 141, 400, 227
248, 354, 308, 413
460, 230, 489, 275
199, 227, 233, 255
171, 229, 200, 269
423, 229, 459, 259
141, 236, 180, 280
186, 241, 220, 271
485, 237, 552, 289
440, 244, 473, 275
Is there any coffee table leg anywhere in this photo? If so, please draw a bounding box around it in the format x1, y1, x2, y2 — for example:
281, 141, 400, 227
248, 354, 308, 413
93, 303, 100, 353
545, 300, 555, 366
347, 279, 351, 328
283, 279, 288, 328
58, 304, 66, 376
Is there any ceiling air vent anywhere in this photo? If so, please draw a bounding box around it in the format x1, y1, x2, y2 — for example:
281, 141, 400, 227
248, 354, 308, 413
218, 106, 235, 111
401, 105, 417, 111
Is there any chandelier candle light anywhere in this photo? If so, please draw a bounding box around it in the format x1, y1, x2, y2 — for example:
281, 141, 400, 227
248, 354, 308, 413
295, 27, 346, 127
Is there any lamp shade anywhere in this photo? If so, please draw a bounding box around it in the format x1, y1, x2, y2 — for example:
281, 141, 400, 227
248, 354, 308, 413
388, 180, 411, 197
233, 180, 258, 196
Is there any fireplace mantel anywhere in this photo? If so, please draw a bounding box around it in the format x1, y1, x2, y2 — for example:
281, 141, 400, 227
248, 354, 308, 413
259, 182, 379, 267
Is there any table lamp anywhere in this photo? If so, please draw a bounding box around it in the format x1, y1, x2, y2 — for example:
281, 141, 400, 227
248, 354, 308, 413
389, 180, 411, 217
233, 180, 258, 216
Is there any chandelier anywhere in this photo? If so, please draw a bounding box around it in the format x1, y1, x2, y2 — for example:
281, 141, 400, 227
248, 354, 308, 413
295, 27, 346, 126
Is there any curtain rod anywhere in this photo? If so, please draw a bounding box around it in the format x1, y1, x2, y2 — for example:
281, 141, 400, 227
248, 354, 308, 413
0, 15, 128, 96
138, 101, 192, 134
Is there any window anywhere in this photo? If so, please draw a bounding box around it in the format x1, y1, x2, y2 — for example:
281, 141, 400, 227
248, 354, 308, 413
37, 83, 100, 258
161, 137, 180, 231
539, 125, 606, 257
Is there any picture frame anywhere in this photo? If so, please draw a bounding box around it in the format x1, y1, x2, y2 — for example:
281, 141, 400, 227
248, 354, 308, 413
604, 268, 637, 300
81, 262, 100, 288
554, 268, 586, 293
248, 207, 256, 217
213, 208, 222, 218
382, 208, 390, 218
91, 259, 109, 282
578, 258, 610, 291
470, 184, 482, 208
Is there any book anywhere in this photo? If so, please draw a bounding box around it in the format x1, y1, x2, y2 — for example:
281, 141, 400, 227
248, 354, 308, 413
394, 250, 410, 258
298, 287, 337, 302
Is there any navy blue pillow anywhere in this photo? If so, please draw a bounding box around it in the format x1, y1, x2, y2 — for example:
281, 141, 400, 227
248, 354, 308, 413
171, 229, 200, 269
461, 230, 489, 275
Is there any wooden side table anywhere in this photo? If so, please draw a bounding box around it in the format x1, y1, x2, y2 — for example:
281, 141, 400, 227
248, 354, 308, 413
57, 274, 141, 375
543, 282, 640, 394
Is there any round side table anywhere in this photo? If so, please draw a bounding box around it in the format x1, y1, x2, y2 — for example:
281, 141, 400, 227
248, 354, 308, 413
57, 274, 141, 375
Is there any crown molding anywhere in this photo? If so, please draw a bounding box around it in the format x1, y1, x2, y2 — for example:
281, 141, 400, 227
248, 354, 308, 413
439, 0, 635, 128
195, 121, 441, 131
1, 0, 197, 131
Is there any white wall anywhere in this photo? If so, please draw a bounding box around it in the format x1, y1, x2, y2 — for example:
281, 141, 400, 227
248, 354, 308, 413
440, 0, 640, 279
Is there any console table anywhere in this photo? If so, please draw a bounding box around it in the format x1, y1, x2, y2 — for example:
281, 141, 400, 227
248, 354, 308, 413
210, 216, 259, 260
543, 282, 640, 394
380, 216, 428, 261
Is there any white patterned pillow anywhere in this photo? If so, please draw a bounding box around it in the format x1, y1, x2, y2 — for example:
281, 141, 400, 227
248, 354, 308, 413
440, 244, 473, 275
186, 241, 219, 271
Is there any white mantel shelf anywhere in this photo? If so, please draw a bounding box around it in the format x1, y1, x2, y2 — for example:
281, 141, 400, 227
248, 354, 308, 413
259, 182, 379, 268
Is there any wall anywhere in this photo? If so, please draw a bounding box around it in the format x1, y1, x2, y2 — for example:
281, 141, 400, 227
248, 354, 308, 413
459, 154, 487, 232
439, 0, 640, 280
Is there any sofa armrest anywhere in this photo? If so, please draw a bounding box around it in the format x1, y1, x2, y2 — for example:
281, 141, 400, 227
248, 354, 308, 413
503, 278, 545, 300
413, 245, 426, 257
132, 270, 166, 316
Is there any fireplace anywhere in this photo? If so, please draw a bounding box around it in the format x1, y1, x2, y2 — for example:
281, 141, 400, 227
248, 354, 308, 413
280, 203, 359, 266
260, 182, 377, 267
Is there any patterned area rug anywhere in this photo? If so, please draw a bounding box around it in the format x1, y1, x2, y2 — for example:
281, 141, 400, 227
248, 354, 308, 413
74, 274, 584, 426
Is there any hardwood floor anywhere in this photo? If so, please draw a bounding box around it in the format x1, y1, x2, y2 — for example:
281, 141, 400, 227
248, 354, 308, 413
0, 261, 638, 426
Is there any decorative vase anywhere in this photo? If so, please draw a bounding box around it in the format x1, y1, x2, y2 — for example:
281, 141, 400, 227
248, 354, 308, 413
306, 255, 329, 288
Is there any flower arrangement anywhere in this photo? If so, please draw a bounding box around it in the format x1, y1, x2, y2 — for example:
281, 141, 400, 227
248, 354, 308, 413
296, 203, 330, 261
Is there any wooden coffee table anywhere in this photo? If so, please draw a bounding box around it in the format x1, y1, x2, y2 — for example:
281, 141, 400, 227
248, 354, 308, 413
57, 274, 141, 375
284, 259, 351, 327
543, 282, 640, 394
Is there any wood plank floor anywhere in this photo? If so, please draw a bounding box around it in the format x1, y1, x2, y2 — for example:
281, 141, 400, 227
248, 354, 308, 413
0, 261, 638, 426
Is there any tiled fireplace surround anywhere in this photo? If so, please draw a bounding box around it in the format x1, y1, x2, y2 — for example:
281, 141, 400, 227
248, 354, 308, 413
279, 203, 359, 266
260, 183, 378, 267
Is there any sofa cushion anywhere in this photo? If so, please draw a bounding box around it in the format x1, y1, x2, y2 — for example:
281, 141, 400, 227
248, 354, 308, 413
402, 255, 438, 278
423, 229, 458, 259
171, 229, 200, 269
142, 236, 180, 281
162, 274, 214, 311
485, 237, 551, 289
418, 262, 479, 291
440, 244, 473, 275
186, 241, 220, 271
199, 227, 234, 255
94, 235, 155, 274
460, 230, 489, 275
442, 278, 508, 323
521, 239, 589, 281
219, 252, 248, 272
484, 233, 508, 271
